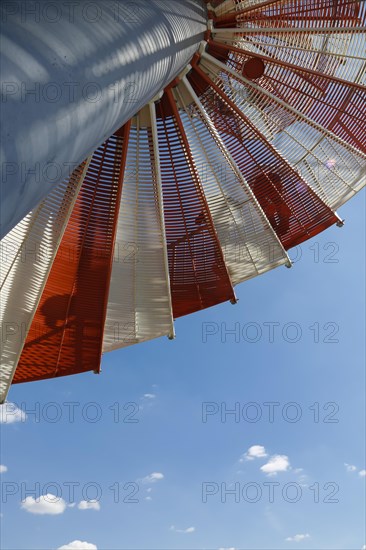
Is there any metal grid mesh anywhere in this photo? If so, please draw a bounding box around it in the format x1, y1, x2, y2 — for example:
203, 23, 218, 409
215, 0, 363, 29
103, 112, 174, 351
175, 80, 289, 285
188, 63, 339, 249
2, 0, 365, 395
13, 133, 128, 384
201, 46, 366, 210
155, 90, 236, 318
0, 163, 88, 398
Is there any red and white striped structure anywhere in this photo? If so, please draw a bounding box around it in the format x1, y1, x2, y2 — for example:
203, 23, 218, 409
1, 0, 365, 402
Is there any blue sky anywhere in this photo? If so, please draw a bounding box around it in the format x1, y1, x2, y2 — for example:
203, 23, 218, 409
0, 189, 365, 550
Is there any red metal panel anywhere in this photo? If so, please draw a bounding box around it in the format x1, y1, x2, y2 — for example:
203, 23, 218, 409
13, 124, 131, 384
156, 89, 236, 318
188, 65, 339, 249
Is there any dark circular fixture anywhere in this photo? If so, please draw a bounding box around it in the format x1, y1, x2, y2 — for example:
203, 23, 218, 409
242, 57, 265, 80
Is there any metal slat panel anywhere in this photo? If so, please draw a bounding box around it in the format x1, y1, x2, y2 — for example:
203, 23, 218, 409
14, 132, 127, 384
188, 63, 339, 249
207, 39, 366, 153
103, 110, 175, 352
2, 0, 365, 396
176, 78, 290, 285
200, 50, 366, 211
215, 0, 363, 29
0, 163, 88, 401
156, 89, 236, 318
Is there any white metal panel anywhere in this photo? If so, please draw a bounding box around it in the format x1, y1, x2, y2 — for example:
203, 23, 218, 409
102, 110, 174, 352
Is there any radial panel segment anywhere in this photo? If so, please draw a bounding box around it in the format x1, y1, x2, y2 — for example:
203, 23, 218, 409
102, 108, 175, 352
175, 79, 290, 285
13, 128, 130, 384
215, 0, 363, 29
155, 89, 236, 317
214, 28, 366, 86
188, 63, 339, 249
0, 162, 88, 401
208, 39, 366, 153
200, 49, 366, 211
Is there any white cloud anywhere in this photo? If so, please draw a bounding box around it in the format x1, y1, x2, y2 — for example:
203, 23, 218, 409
145, 496, 152, 501
286, 534, 310, 543
143, 393, 156, 399
140, 392, 157, 410
344, 464, 366, 476
218, 547, 237, 550
21, 494, 67, 515
170, 525, 195, 534
361, 545, 366, 550
261, 455, 290, 476
77, 500, 100, 511
297, 473, 308, 487
344, 463, 357, 472
141, 472, 164, 484
241, 445, 267, 462
0, 465, 8, 474
58, 541, 97, 550
0, 403, 27, 424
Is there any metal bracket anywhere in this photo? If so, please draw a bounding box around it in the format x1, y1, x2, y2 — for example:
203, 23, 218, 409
177, 64, 192, 82
151, 90, 164, 103
199, 40, 208, 55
